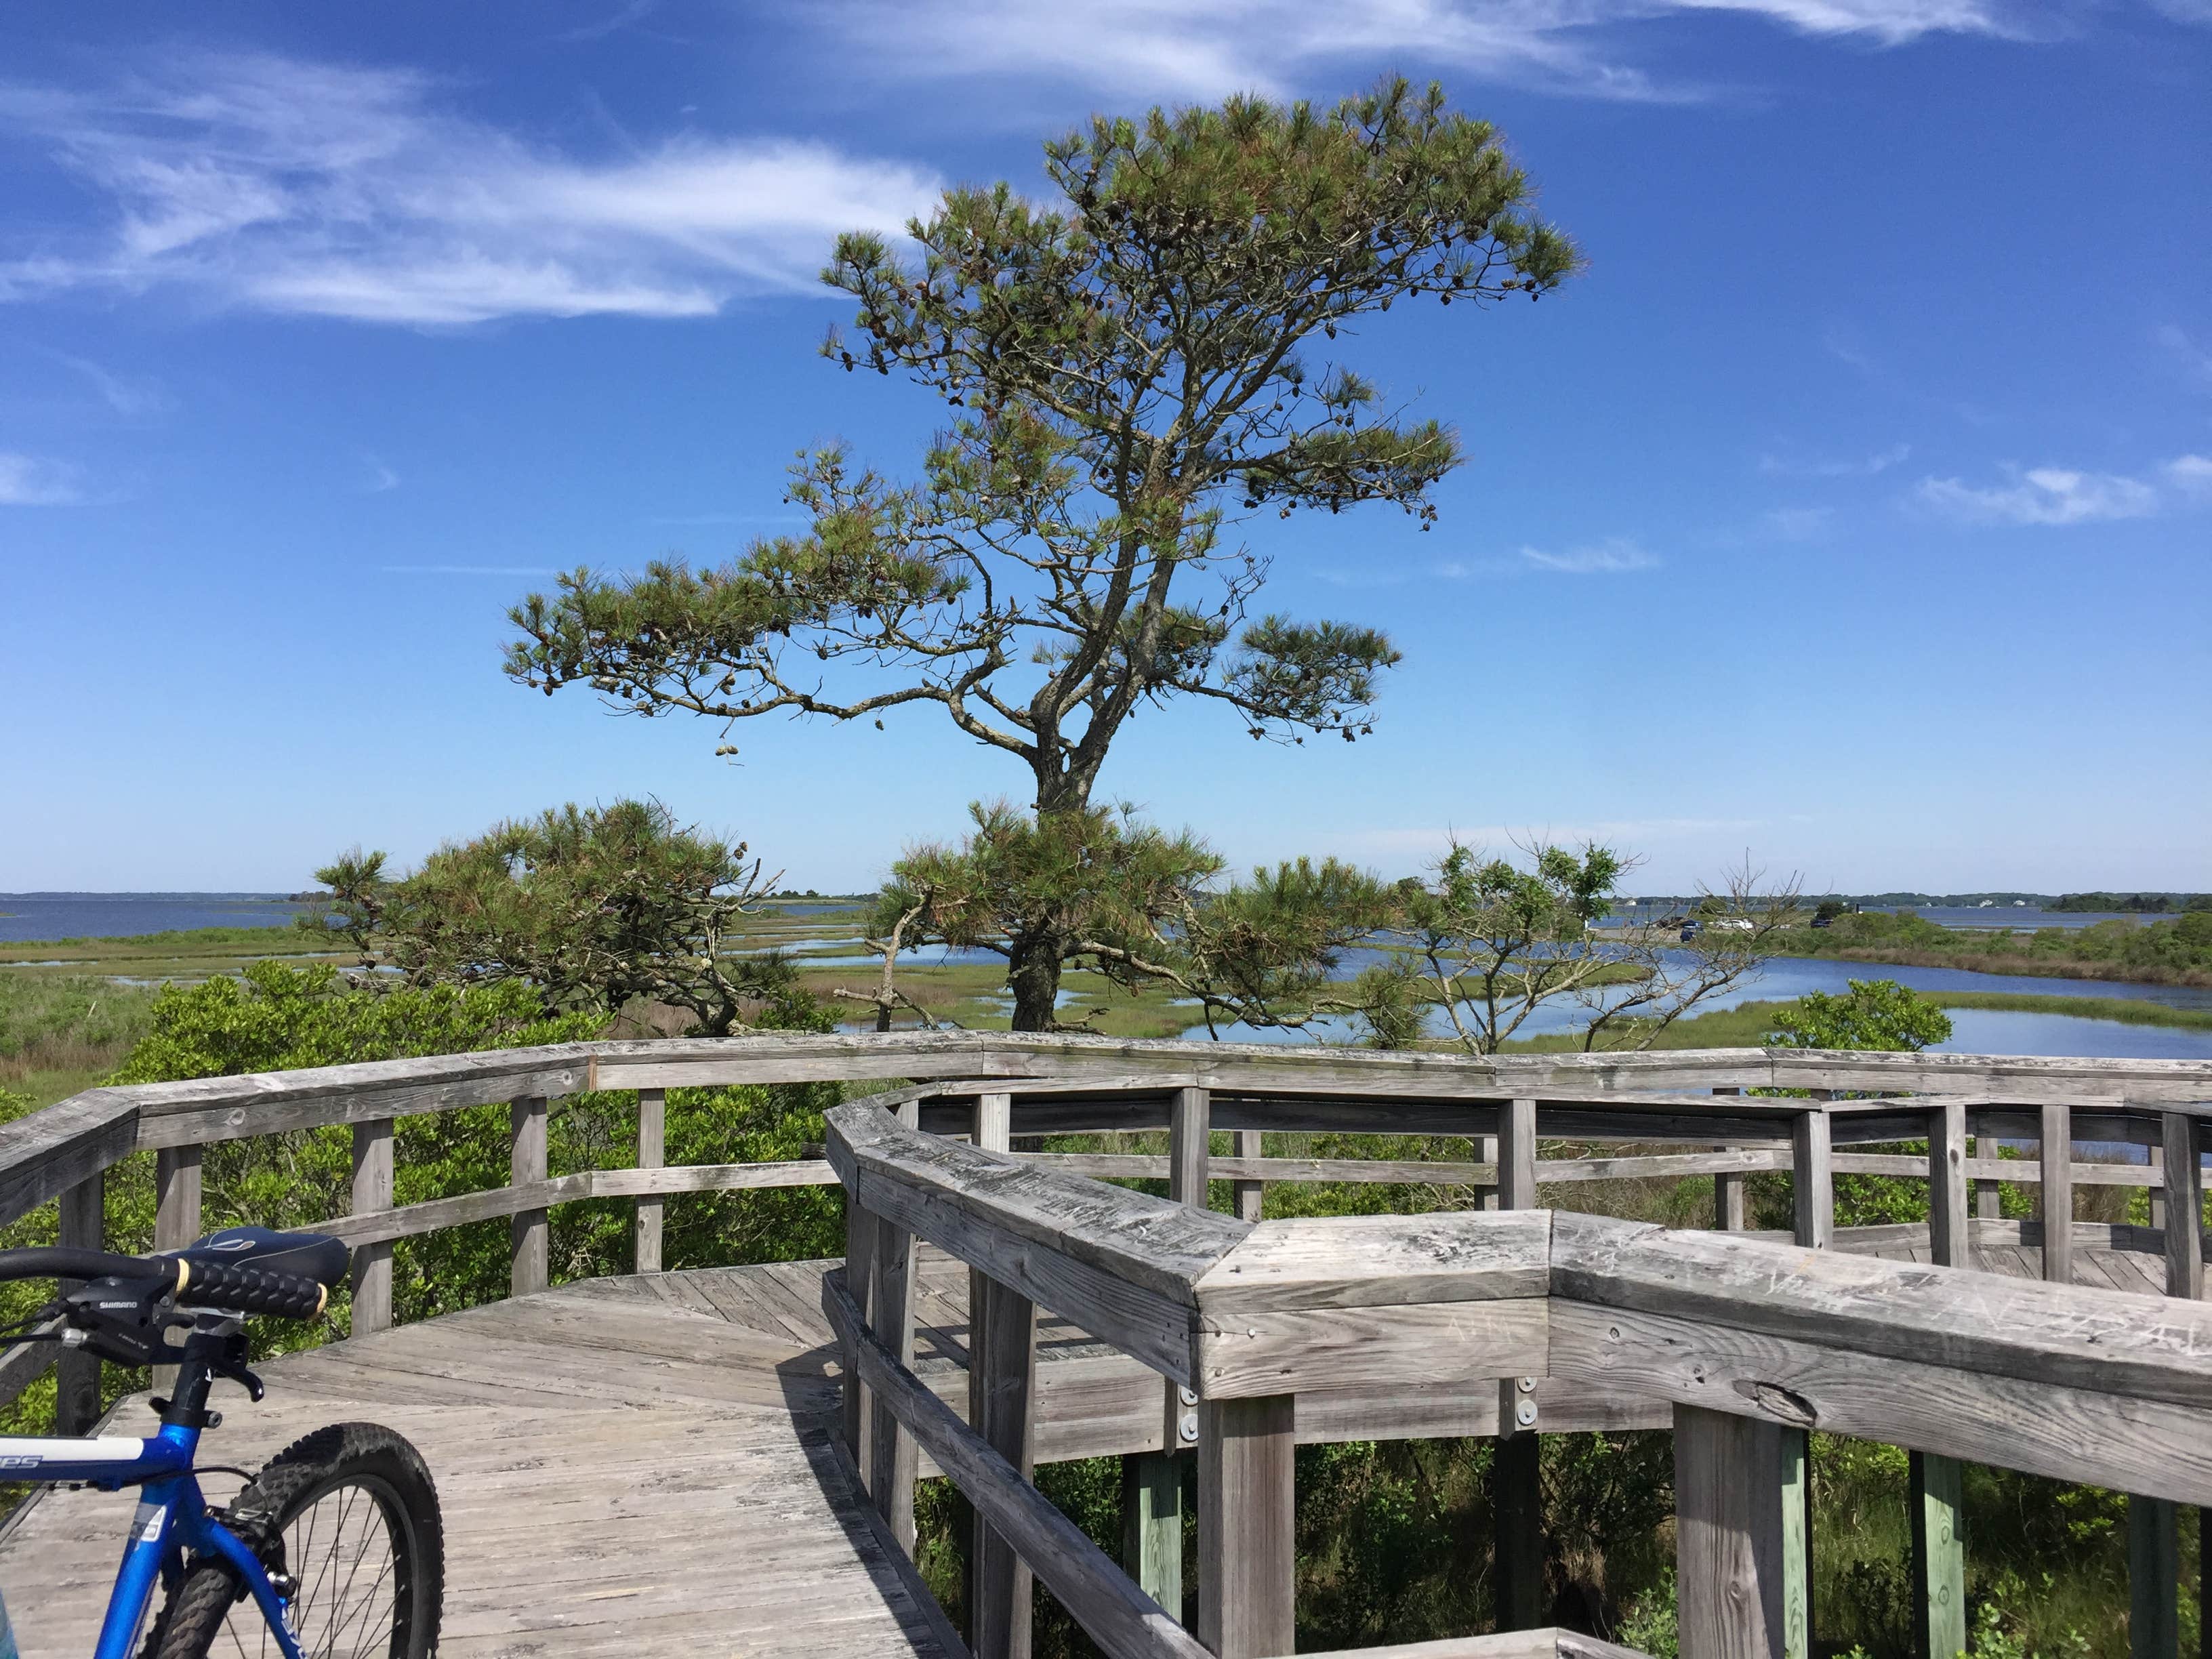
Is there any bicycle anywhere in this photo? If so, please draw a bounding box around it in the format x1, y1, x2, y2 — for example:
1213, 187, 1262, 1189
0, 1227, 443, 1658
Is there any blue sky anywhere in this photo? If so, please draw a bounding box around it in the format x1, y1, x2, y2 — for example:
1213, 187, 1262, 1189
1, 0, 2207, 897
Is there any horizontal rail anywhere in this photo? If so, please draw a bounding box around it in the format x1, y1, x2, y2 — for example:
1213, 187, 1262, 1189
821, 1265, 1208, 1659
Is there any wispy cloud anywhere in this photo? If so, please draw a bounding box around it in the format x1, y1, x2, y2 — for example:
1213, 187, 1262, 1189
362, 455, 400, 493
1759, 443, 1909, 478
0, 54, 941, 326
1763, 506, 1836, 542
2168, 455, 2212, 499
45, 351, 173, 417
1912, 461, 2189, 526
0, 452, 83, 505
827, 0, 2049, 104
1516, 537, 1659, 573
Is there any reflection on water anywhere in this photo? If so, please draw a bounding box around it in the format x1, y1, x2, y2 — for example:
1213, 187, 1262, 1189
1183, 951, 2212, 1062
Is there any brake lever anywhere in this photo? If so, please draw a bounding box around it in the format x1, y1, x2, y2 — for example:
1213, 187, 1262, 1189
212, 1356, 266, 1403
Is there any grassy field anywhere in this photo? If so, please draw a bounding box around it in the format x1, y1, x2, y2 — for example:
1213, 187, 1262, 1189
7, 912, 2209, 1113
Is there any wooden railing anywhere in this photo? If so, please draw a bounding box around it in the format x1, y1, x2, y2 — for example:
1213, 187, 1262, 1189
3, 1033, 2210, 1658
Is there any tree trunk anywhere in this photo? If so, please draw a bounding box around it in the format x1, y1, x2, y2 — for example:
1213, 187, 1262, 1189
1007, 930, 1063, 1033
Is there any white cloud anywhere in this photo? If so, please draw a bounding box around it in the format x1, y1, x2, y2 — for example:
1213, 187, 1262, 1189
828, 0, 2039, 104
0, 452, 83, 505
2168, 455, 2212, 498
1517, 536, 1659, 573
46, 351, 172, 417
0, 54, 941, 325
1913, 464, 2165, 526
1759, 443, 1909, 478
363, 455, 400, 493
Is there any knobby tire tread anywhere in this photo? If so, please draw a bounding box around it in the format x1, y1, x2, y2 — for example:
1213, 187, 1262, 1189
138, 1421, 443, 1659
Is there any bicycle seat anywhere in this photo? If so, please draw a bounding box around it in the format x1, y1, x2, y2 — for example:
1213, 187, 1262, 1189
168, 1227, 349, 1289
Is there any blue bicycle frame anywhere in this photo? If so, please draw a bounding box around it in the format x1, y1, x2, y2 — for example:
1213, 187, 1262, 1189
0, 1420, 302, 1659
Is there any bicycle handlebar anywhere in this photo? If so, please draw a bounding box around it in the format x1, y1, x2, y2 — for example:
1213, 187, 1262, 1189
0, 1245, 331, 1322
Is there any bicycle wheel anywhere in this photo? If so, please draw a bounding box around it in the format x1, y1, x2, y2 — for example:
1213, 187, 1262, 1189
140, 1422, 443, 1659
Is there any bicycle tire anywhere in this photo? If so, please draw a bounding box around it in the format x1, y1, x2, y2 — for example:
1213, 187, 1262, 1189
138, 1422, 443, 1659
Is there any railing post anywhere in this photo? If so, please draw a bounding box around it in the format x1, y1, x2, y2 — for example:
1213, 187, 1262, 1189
1911, 1100, 1969, 1659
1197, 1393, 1295, 1659
2149, 1143, 2167, 1231
1792, 1103, 1833, 1250
350, 1119, 394, 1336
869, 1097, 922, 1553
1232, 1129, 1264, 1224
842, 1199, 880, 1487
510, 1095, 549, 1298
1494, 1096, 1544, 1631
1713, 1086, 1744, 1231
1126, 1086, 1207, 1620
54, 1170, 103, 1435
1675, 1401, 1798, 1659
634, 1087, 665, 1274
153, 1145, 203, 1395
1780, 1101, 1828, 1652
1478, 1134, 1501, 1211
969, 1089, 1015, 1624
2129, 1112, 2203, 1659
971, 1271, 1038, 1659
2039, 1103, 2073, 1286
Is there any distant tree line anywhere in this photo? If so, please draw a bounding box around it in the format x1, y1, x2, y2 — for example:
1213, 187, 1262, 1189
2050, 892, 2212, 914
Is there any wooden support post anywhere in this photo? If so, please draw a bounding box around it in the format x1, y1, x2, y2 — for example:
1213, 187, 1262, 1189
1492, 1096, 1545, 1629
2040, 1103, 2073, 1287
2131, 1495, 2180, 1659
1122, 1454, 1183, 1631
1197, 1394, 1295, 1659
869, 1210, 920, 1552
54, 1170, 103, 1435
2163, 1113, 2203, 1303
1780, 1101, 1828, 1654
510, 1096, 549, 1298
1714, 1088, 1745, 1231
1910, 1099, 1969, 1659
2127, 1113, 2204, 1659
842, 1201, 880, 1483
153, 1145, 203, 1395
1910, 1447, 1966, 1659
1232, 1130, 1264, 1224
1500, 1099, 1538, 1210
970, 1272, 1038, 1659
1792, 1105, 1832, 1250
634, 1087, 665, 1274
1928, 1099, 1969, 1269
968, 1090, 1016, 1616
1477, 1134, 1500, 1211
2150, 1144, 2167, 1231
1126, 1088, 1208, 1616
1494, 1420, 1545, 1630
350, 1119, 394, 1336
1675, 1403, 1801, 1659
1974, 1179, 2000, 1222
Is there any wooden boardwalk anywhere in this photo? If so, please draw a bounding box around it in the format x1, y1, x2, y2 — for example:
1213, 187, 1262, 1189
0, 1227, 2176, 1656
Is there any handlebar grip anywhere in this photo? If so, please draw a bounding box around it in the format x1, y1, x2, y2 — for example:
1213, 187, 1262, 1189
177, 1258, 329, 1321
0, 1246, 179, 1286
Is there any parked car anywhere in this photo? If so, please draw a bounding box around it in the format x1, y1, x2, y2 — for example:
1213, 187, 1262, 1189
1679, 921, 1702, 942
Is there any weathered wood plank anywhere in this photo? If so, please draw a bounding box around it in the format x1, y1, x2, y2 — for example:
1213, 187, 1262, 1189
1551, 1300, 2212, 1503
2041, 1103, 2074, 1288
52, 1168, 102, 1435
1793, 1109, 1832, 1250
1197, 1392, 1296, 1659
0, 1090, 137, 1229
2163, 1113, 2203, 1303
509, 1096, 548, 1299
1194, 1212, 1552, 1314
634, 1086, 665, 1274
350, 1118, 394, 1336
868, 1208, 920, 1553
1675, 1403, 1787, 1659
972, 1271, 1038, 1659
1550, 1210, 2212, 1412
